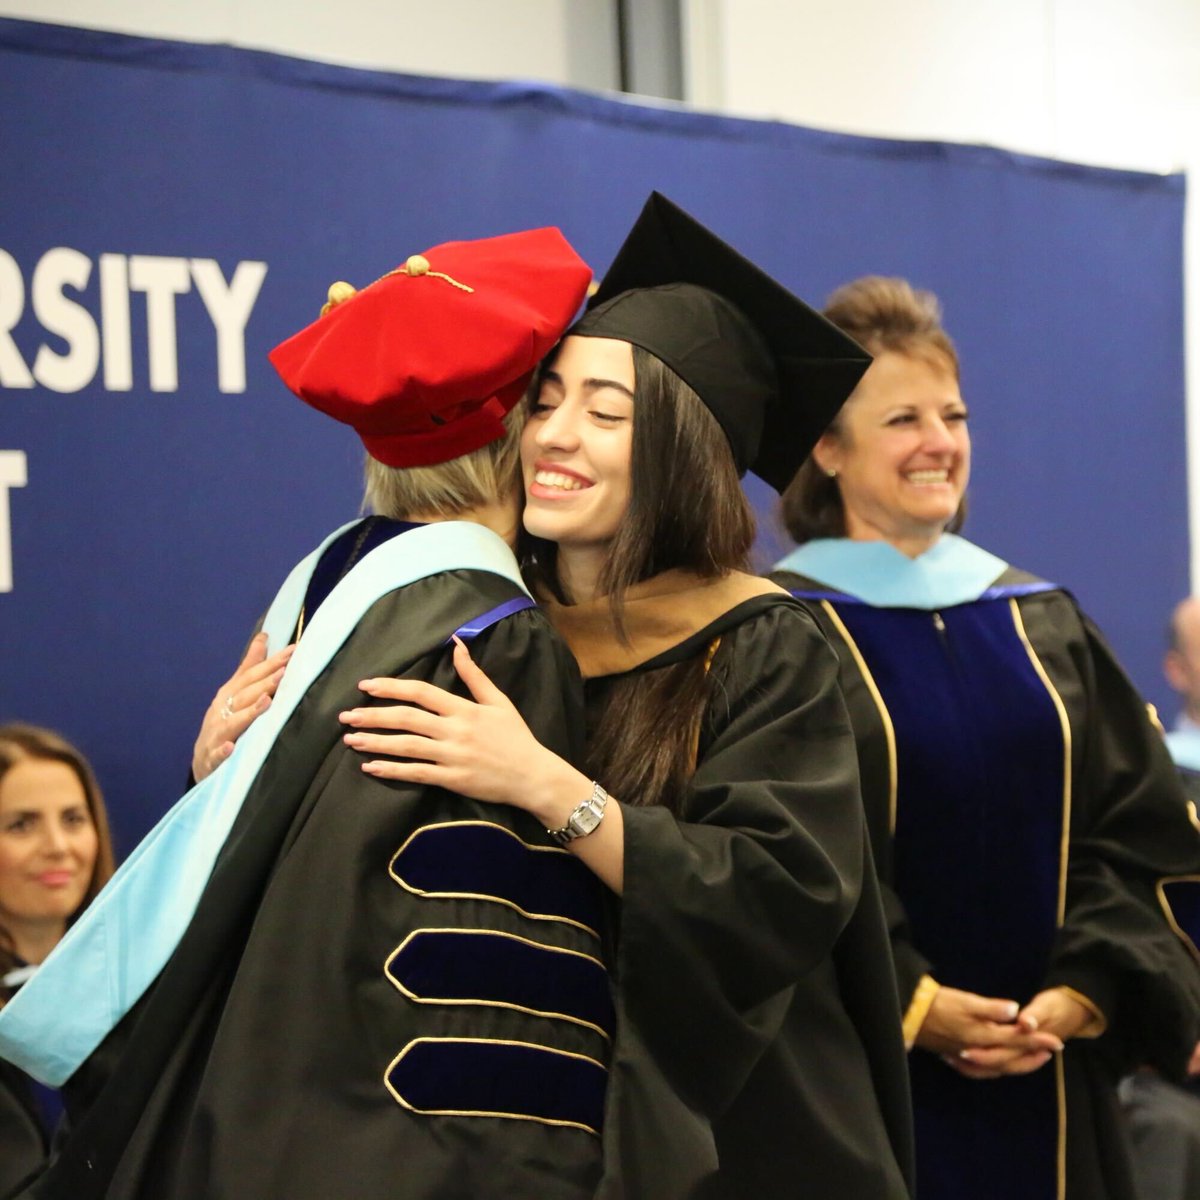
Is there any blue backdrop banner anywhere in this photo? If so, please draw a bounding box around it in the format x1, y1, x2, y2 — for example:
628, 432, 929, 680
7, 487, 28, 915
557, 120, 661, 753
0, 18, 1188, 853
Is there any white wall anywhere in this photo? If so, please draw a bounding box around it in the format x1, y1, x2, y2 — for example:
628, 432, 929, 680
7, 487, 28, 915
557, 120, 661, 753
4, 0, 1199, 578
0, 0, 621, 89
692, 0, 1200, 587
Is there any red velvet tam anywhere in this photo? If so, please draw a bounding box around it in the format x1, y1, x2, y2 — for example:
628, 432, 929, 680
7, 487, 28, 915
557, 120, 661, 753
268, 227, 592, 468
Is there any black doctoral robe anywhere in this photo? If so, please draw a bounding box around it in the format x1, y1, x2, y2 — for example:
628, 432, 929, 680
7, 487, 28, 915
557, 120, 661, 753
541, 572, 914, 1200
0, 1059, 47, 1197
774, 557, 1200, 1200
14, 522, 611, 1200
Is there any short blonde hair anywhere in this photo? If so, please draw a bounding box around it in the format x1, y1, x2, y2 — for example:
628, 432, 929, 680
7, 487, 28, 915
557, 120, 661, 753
363, 406, 524, 519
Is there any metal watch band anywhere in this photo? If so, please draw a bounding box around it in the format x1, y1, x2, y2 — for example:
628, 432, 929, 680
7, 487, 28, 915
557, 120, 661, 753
547, 781, 609, 845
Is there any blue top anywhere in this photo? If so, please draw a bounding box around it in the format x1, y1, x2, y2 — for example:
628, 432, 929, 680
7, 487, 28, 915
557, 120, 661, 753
1166, 728, 1200, 773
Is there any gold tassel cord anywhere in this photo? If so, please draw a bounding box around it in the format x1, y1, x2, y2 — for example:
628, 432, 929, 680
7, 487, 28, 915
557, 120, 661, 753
319, 253, 474, 318
383, 254, 475, 293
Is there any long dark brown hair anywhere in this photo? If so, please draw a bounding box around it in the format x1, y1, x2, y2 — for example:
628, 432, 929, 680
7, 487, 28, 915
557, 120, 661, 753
0, 724, 116, 988
522, 345, 755, 811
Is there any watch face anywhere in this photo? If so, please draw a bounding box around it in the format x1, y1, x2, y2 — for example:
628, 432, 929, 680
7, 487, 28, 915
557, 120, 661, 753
569, 804, 603, 838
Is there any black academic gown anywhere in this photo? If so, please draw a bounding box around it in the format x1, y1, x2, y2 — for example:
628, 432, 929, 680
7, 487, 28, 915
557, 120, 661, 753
774, 560, 1200, 1200
1118, 765, 1200, 1200
0, 1059, 47, 1197
19, 527, 610, 1200
562, 589, 913, 1200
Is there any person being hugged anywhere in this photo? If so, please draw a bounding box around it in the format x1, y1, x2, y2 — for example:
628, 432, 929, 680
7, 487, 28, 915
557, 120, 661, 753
0, 229, 609, 1200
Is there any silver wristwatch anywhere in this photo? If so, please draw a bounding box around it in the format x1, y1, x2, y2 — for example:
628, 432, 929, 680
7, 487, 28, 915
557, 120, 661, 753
547, 781, 609, 845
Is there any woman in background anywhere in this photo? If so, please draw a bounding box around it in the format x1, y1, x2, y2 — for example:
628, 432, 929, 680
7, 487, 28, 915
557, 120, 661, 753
771, 275, 1200, 1200
0, 724, 114, 1196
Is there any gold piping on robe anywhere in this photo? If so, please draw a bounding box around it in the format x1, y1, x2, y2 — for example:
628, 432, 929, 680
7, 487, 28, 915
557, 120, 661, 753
388, 820, 601, 939
1008, 599, 1073, 927
1055, 1054, 1067, 1199
1009, 597, 1073, 1200
901, 974, 941, 1050
687, 636, 723, 772
819, 600, 899, 834
1156, 874, 1200, 965
384, 1037, 606, 1136
384, 927, 612, 1039
1053, 986, 1107, 1039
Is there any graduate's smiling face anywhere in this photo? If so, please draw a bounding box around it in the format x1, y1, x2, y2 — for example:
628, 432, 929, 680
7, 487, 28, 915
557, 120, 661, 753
814, 351, 969, 553
0, 756, 98, 943
521, 335, 635, 555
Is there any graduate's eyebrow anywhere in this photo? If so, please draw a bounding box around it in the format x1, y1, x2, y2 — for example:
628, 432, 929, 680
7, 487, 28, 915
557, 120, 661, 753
541, 369, 635, 401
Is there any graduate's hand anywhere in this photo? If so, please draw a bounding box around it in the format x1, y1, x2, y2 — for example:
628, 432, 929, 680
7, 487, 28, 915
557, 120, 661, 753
341, 637, 586, 816
344, 639, 627, 894
192, 633, 294, 781
917, 986, 1063, 1079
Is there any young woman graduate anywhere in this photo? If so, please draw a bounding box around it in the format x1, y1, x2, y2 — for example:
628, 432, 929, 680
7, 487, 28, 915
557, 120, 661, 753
338, 194, 916, 1199
0, 229, 611, 1199
768, 276, 1200, 1200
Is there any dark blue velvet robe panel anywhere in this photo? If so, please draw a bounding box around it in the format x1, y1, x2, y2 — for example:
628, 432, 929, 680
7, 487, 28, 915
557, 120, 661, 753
832, 597, 1065, 1199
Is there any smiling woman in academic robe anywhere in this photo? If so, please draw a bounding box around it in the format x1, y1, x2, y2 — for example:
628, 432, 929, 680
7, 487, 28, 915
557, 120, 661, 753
769, 274, 1200, 1200
339, 194, 916, 1199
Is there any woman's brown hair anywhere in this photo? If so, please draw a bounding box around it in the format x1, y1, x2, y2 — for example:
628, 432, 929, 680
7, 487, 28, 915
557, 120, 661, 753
522, 345, 756, 812
780, 276, 966, 543
0, 724, 116, 986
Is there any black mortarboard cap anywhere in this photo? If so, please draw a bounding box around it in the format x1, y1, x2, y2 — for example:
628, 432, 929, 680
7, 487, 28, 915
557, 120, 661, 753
570, 192, 872, 491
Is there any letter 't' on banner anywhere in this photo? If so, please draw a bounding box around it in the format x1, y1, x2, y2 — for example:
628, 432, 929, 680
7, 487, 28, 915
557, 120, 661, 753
0, 451, 28, 593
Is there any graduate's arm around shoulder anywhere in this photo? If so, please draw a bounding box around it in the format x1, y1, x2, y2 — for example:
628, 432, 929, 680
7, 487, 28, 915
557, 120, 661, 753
340, 594, 868, 959
342, 614, 628, 893
343, 594, 879, 1113
447, 599, 588, 772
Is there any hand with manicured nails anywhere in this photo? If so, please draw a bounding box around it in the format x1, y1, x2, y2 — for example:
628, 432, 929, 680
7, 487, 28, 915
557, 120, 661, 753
192, 632, 294, 782
340, 637, 581, 813
917, 985, 1064, 1079
340, 637, 625, 893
